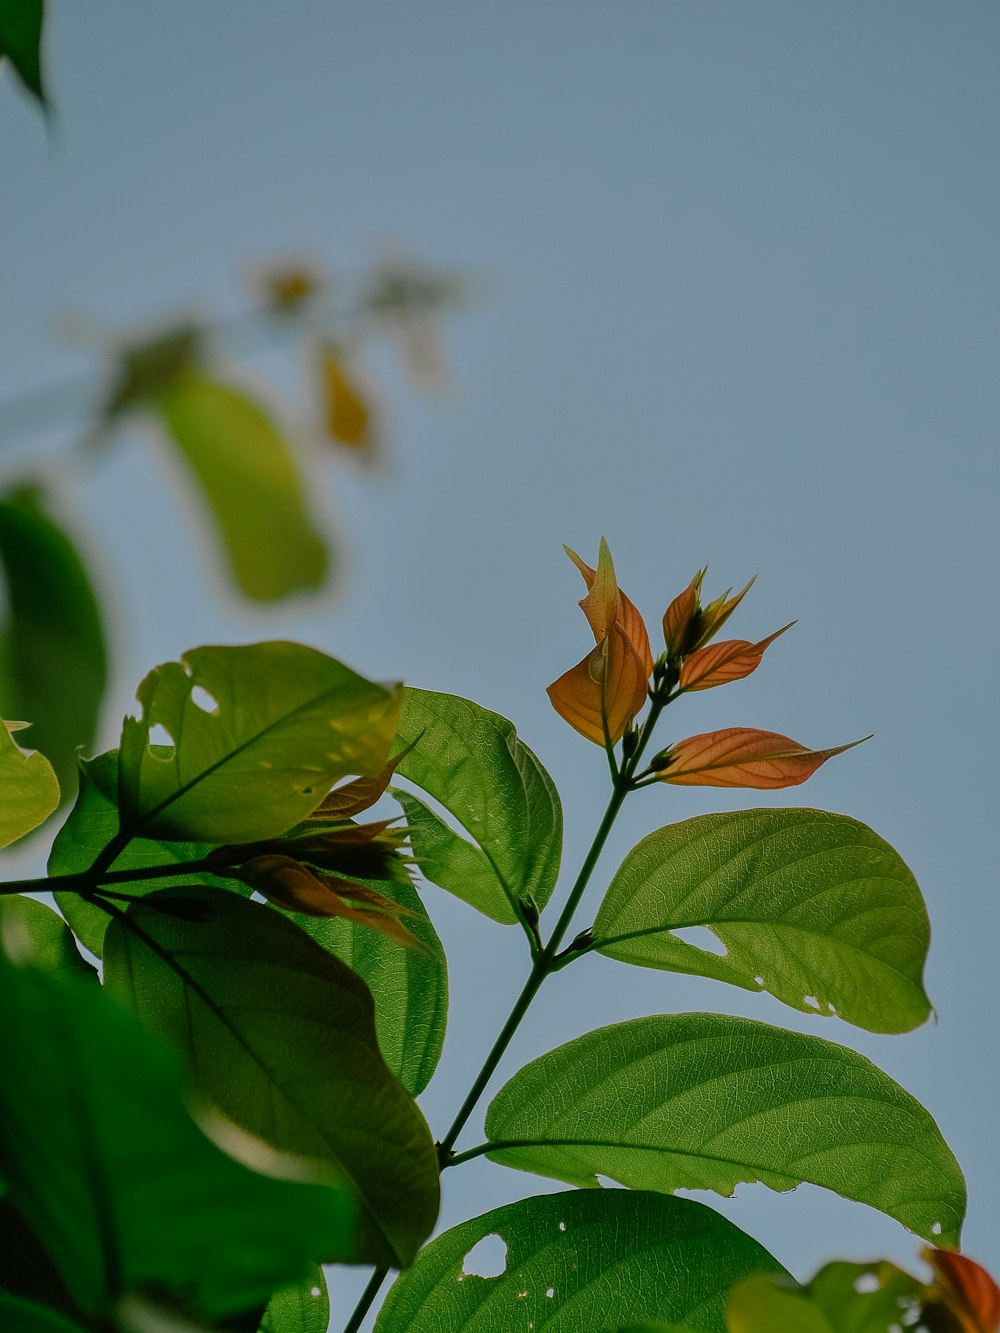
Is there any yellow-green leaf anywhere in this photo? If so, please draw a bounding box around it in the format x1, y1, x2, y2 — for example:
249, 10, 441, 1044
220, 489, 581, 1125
0, 719, 58, 848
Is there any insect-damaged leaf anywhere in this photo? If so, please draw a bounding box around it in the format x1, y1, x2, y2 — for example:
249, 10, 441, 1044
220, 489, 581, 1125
155, 371, 328, 602
726, 1262, 925, 1333
0, 951, 355, 1323
103, 886, 440, 1269
375, 1189, 784, 1332
258, 1268, 329, 1333
392, 689, 562, 924
0, 486, 107, 802
0, 718, 58, 848
485, 1014, 966, 1246
118, 642, 401, 843
593, 808, 931, 1033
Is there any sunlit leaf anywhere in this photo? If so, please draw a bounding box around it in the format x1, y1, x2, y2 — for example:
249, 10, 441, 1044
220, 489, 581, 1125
655, 727, 868, 789
0, 718, 58, 848
547, 623, 649, 746
118, 642, 401, 843
103, 885, 440, 1268
0, 1297, 86, 1333
375, 1190, 784, 1332
726, 1261, 925, 1333
593, 808, 931, 1032
0, 486, 107, 801
0, 895, 94, 980
485, 1015, 965, 1244
318, 343, 374, 452
155, 371, 328, 601
0, 0, 47, 106
567, 539, 652, 672
0, 951, 355, 1322
258, 1269, 329, 1333
392, 689, 562, 923
285, 874, 447, 1096
678, 626, 791, 693
926, 1249, 1000, 1333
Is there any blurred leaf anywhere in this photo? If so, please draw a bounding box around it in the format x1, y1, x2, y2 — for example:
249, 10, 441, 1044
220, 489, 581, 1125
485, 1013, 965, 1244
0, 0, 46, 107
0, 895, 94, 980
118, 642, 401, 843
393, 689, 562, 924
593, 808, 931, 1033
925, 1249, 1000, 1333
0, 951, 356, 1322
0, 1297, 85, 1333
318, 343, 374, 453
258, 1269, 329, 1333
49, 750, 249, 957
100, 325, 203, 421
727, 1261, 925, 1333
286, 874, 448, 1095
0, 717, 58, 847
103, 885, 440, 1268
155, 371, 328, 601
375, 1189, 785, 1332
0, 486, 106, 802
655, 727, 868, 789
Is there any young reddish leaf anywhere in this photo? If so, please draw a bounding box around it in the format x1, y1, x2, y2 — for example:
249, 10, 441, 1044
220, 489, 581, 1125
308, 740, 417, 821
656, 727, 869, 789
662, 570, 705, 658
679, 624, 793, 692
924, 1249, 1000, 1333
547, 624, 648, 746
566, 541, 653, 675
695, 578, 755, 650
318, 343, 373, 452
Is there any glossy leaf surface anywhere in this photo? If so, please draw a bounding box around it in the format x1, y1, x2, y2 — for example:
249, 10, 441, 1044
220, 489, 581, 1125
0, 718, 58, 847
0, 487, 107, 799
103, 886, 440, 1268
594, 808, 931, 1033
0, 895, 94, 980
0, 0, 46, 105
393, 688, 562, 922
0, 952, 355, 1321
258, 1269, 329, 1333
118, 642, 400, 843
486, 1014, 965, 1244
726, 1262, 924, 1333
156, 371, 327, 601
375, 1189, 784, 1332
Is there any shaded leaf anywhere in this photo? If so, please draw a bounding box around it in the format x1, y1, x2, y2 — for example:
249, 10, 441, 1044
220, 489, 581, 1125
663, 572, 754, 659
593, 808, 931, 1033
103, 885, 440, 1268
375, 1189, 785, 1332
0, 486, 107, 801
0, 718, 58, 847
926, 1249, 1000, 1333
0, 951, 355, 1322
0, 895, 94, 980
0, 1297, 86, 1333
118, 641, 401, 843
485, 1014, 965, 1245
678, 626, 791, 693
727, 1262, 925, 1333
308, 740, 416, 821
258, 1269, 329, 1333
392, 689, 562, 923
100, 325, 203, 421
655, 727, 869, 789
318, 343, 374, 452
0, 0, 46, 106
155, 371, 328, 601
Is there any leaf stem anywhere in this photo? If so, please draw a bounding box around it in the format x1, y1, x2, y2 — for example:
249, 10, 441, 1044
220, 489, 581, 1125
342, 1267, 389, 1333
0, 855, 223, 898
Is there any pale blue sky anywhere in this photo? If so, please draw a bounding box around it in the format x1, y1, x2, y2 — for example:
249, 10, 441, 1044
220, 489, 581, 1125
3, 2, 998, 1324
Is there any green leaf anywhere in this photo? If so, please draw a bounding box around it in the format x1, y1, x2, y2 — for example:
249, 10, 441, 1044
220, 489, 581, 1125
103, 885, 440, 1268
0, 0, 46, 106
0, 718, 58, 847
259, 1269, 329, 1333
118, 642, 401, 843
0, 896, 94, 980
485, 1014, 965, 1245
0, 952, 356, 1322
287, 875, 448, 1095
391, 787, 511, 923
50, 751, 250, 957
726, 1261, 924, 1333
0, 1297, 85, 1333
392, 689, 562, 924
375, 1189, 785, 1332
593, 809, 931, 1033
0, 487, 107, 802
155, 371, 328, 601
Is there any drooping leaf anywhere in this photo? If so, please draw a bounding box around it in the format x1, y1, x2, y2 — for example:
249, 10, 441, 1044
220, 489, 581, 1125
375, 1189, 785, 1332
593, 808, 931, 1033
485, 1014, 965, 1245
0, 952, 356, 1323
103, 885, 440, 1268
392, 689, 562, 923
277, 874, 447, 1095
318, 342, 375, 453
0, 486, 107, 801
0, 718, 58, 847
49, 750, 249, 957
155, 371, 328, 601
654, 727, 868, 789
118, 642, 401, 843
0, 0, 46, 106
726, 1262, 925, 1333
0, 1297, 86, 1333
0, 895, 94, 980
258, 1269, 329, 1333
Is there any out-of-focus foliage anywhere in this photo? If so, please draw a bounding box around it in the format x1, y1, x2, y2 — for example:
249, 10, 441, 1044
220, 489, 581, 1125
0, 0, 47, 107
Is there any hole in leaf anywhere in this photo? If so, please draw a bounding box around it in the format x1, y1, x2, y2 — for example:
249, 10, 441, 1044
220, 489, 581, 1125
754, 976, 765, 986
147, 723, 175, 754
545, 1287, 555, 1299
803, 995, 821, 1010
461, 1234, 507, 1278
190, 685, 219, 713
558, 1221, 566, 1232
670, 926, 727, 956
596, 1174, 624, 1189
854, 1272, 880, 1294
931, 1221, 942, 1235
310, 1287, 321, 1298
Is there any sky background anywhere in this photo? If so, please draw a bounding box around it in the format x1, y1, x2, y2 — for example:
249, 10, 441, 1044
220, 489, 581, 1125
2, 2, 998, 1327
